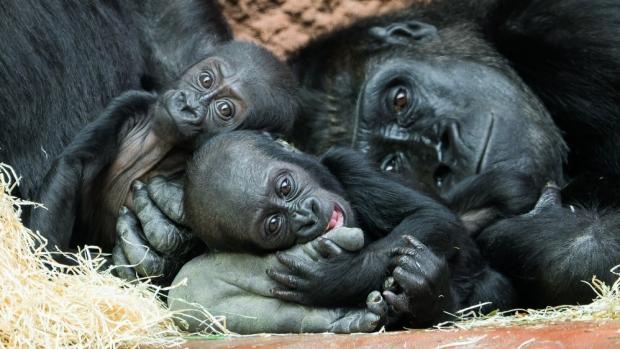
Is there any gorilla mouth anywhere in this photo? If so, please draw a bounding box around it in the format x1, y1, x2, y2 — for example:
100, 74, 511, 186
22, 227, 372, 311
325, 204, 345, 232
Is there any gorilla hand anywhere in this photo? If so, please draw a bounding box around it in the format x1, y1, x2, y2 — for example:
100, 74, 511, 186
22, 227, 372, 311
445, 169, 541, 234
382, 235, 456, 327
168, 226, 388, 334
112, 177, 201, 283
266, 227, 365, 305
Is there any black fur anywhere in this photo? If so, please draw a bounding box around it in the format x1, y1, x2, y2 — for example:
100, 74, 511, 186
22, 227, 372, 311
181, 131, 515, 326
0, 0, 230, 200
289, 0, 620, 307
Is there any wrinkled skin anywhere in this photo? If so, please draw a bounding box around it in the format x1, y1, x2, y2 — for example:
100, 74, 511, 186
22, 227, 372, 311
168, 227, 389, 334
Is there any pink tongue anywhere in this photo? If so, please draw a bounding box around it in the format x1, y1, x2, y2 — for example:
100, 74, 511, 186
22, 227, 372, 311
327, 209, 338, 231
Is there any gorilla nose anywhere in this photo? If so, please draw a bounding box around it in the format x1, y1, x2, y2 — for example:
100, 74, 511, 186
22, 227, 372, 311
291, 197, 322, 241
168, 90, 201, 119
198, 92, 216, 106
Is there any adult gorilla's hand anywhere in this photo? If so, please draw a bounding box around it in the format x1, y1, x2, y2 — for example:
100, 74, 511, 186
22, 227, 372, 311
168, 226, 388, 334
112, 177, 202, 283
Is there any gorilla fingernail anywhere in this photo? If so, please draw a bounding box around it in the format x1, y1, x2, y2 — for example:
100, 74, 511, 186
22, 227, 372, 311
132, 180, 145, 191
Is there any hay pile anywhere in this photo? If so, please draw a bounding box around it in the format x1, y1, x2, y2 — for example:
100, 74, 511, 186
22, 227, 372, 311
0, 163, 223, 348
438, 271, 620, 330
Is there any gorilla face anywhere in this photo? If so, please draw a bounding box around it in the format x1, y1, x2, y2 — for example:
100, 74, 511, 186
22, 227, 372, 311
152, 42, 298, 137
185, 132, 355, 253
293, 20, 567, 196
153, 56, 249, 134
355, 55, 564, 194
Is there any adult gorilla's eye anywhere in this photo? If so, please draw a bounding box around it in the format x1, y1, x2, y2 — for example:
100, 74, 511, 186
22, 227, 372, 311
265, 214, 283, 236
392, 87, 410, 113
279, 176, 293, 197
215, 100, 235, 119
198, 71, 214, 89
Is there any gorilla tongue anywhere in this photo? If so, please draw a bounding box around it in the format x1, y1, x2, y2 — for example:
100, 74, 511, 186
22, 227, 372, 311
326, 205, 345, 232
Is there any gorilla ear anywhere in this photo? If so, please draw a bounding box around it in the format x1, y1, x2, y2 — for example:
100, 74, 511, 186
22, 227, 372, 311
369, 20, 438, 45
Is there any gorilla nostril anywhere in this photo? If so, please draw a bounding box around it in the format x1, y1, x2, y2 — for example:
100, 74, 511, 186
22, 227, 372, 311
310, 198, 321, 217
440, 129, 451, 152
433, 164, 452, 189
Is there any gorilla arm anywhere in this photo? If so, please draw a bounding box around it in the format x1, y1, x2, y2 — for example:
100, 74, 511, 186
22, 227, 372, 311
167, 227, 387, 334
29, 91, 157, 250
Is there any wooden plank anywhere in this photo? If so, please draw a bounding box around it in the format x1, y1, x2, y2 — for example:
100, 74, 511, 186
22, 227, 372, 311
181, 321, 620, 349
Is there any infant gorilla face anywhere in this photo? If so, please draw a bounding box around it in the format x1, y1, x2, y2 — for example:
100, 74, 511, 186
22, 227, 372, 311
185, 132, 355, 253
152, 42, 298, 138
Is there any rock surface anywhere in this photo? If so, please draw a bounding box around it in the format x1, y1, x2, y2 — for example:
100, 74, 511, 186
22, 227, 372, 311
218, 0, 415, 58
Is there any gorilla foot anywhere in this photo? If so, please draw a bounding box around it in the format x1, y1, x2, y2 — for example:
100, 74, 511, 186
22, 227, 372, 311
382, 235, 455, 327
328, 291, 387, 333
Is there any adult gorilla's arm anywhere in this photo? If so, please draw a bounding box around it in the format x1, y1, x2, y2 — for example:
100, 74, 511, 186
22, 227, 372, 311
29, 91, 157, 250
168, 227, 388, 334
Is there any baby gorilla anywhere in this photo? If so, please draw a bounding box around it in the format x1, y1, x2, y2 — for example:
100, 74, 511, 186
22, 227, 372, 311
29, 41, 298, 253
181, 131, 515, 327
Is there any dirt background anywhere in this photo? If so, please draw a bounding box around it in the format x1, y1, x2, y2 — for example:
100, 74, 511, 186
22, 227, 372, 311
218, 0, 415, 58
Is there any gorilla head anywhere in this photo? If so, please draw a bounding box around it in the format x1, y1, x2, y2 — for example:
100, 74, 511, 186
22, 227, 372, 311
184, 131, 354, 252
153, 41, 299, 139
290, 8, 566, 196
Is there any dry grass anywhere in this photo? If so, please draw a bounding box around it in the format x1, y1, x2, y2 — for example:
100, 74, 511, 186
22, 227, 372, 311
438, 270, 620, 330
2, 159, 620, 347
0, 163, 226, 348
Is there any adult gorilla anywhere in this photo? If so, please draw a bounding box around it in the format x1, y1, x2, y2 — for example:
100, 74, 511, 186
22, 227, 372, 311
0, 0, 230, 200
131, 0, 620, 309
288, 0, 620, 307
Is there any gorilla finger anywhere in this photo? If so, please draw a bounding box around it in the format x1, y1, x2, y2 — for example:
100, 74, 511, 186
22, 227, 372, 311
138, 206, 192, 255
403, 235, 426, 250
133, 183, 193, 254
383, 276, 401, 293
366, 290, 388, 319
275, 252, 312, 275
315, 238, 343, 258
269, 289, 304, 303
391, 255, 423, 272
111, 245, 137, 281
147, 176, 187, 225
266, 269, 308, 290
382, 290, 409, 314
390, 247, 418, 257
117, 213, 166, 277
392, 266, 431, 294
358, 313, 382, 333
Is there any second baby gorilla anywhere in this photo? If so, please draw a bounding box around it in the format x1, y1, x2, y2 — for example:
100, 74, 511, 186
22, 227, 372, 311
176, 131, 514, 327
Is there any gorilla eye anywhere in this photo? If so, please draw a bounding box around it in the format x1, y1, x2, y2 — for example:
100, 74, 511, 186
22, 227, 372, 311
198, 71, 214, 89
215, 100, 235, 119
265, 214, 283, 236
279, 177, 293, 197
393, 87, 409, 113
381, 153, 404, 173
